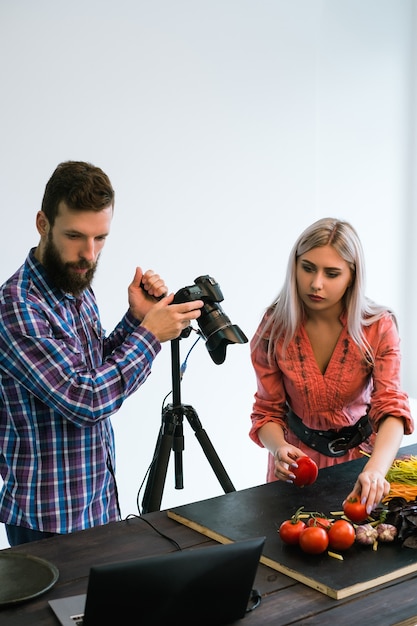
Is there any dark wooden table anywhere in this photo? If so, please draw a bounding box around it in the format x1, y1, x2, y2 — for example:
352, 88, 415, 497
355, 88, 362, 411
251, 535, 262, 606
1, 446, 417, 626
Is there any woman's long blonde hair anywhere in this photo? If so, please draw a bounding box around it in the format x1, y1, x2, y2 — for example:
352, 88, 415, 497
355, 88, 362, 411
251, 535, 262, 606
255, 217, 393, 365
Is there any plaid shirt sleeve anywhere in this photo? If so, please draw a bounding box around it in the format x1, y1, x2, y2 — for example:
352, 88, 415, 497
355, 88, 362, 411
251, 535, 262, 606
0, 276, 160, 428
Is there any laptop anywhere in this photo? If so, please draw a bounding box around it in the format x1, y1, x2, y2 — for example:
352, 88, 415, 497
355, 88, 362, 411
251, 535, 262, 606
48, 536, 265, 626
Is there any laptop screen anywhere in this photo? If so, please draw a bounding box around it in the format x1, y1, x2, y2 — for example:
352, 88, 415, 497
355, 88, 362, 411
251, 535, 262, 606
80, 537, 265, 625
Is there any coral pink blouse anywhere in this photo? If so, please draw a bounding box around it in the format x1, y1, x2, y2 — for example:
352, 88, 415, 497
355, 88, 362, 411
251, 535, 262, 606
250, 312, 414, 482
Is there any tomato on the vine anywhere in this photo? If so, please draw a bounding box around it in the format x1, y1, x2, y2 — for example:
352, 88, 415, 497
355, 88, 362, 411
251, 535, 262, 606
327, 519, 355, 551
298, 526, 329, 554
292, 456, 318, 487
343, 497, 368, 524
279, 518, 306, 545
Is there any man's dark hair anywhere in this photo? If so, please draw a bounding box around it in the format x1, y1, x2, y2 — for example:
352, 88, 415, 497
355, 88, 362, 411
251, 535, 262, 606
41, 161, 115, 226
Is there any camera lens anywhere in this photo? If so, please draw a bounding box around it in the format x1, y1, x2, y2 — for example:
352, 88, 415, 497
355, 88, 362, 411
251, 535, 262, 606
174, 276, 248, 364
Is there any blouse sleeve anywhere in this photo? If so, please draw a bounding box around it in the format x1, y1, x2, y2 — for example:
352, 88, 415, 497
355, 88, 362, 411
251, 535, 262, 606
367, 314, 414, 435
249, 321, 288, 448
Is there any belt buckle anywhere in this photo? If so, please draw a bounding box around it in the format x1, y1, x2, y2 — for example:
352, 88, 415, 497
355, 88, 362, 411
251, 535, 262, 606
328, 437, 348, 456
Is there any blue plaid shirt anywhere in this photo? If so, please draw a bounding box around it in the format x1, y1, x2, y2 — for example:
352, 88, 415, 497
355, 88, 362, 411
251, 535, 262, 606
0, 249, 160, 533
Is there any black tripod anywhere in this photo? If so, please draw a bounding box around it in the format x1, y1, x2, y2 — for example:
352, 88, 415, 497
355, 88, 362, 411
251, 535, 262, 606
141, 335, 236, 513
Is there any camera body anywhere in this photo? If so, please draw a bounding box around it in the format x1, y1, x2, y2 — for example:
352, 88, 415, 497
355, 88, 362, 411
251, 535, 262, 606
173, 275, 247, 365
173, 275, 224, 306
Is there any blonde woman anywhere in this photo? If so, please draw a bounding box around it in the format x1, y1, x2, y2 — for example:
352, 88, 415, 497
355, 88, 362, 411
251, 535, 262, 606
250, 217, 413, 514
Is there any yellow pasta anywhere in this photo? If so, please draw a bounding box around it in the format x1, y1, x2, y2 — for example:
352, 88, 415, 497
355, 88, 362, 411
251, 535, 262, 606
383, 455, 417, 502
385, 455, 417, 485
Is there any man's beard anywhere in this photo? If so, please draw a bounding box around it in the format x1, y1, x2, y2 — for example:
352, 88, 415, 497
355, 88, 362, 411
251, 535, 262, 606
42, 234, 98, 296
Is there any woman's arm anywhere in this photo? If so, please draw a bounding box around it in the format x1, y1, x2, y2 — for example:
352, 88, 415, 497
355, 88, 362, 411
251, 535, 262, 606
346, 416, 405, 514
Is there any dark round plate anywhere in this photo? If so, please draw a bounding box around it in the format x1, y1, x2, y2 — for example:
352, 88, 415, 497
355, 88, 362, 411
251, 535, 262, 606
0, 552, 59, 606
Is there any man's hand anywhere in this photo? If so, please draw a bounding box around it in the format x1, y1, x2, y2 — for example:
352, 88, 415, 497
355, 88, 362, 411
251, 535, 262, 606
128, 267, 203, 343
128, 267, 168, 320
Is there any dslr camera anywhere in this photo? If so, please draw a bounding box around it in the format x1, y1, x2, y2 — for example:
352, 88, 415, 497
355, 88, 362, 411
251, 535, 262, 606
173, 275, 247, 364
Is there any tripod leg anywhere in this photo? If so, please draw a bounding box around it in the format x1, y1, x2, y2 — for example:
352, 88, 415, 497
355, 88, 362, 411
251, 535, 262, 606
173, 422, 184, 490
141, 412, 176, 514
184, 405, 235, 493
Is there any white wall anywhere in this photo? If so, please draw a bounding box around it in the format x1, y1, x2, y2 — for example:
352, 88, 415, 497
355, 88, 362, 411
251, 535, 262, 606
0, 0, 416, 550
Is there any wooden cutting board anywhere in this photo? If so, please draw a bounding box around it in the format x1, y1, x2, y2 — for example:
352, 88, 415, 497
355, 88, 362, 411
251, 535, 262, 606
168, 444, 417, 599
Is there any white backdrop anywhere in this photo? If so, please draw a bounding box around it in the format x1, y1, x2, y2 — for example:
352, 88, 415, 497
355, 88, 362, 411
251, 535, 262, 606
0, 0, 416, 549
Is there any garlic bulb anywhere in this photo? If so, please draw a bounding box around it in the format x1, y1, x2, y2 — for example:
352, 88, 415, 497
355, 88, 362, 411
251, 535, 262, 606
355, 523, 378, 545
376, 523, 397, 542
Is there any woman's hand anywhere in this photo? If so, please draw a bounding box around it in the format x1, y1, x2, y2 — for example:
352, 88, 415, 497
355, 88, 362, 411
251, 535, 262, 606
344, 469, 390, 515
273, 443, 306, 483
345, 417, 404, 514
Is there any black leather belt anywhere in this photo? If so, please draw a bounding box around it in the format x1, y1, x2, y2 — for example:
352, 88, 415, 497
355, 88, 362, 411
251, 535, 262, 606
287, 409, 373, 458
